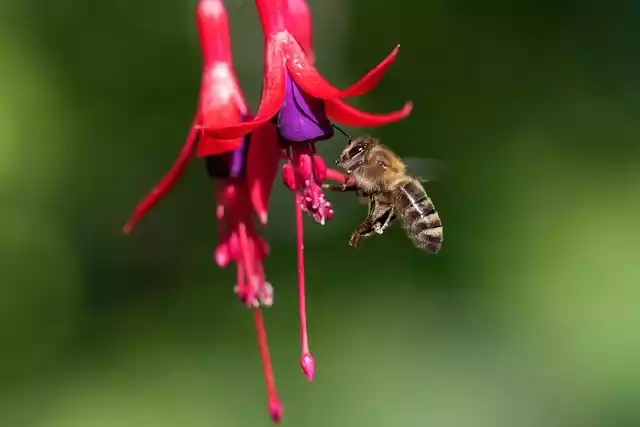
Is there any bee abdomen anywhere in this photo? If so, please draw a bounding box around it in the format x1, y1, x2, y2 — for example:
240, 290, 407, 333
411, 212, 443, 254
396, 182, 443, 254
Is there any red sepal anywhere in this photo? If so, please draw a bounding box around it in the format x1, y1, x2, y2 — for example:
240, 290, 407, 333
202, 42, 286, 139
283, 38, 401, 100
123, 120, 200, 234
326, 98, 413, 126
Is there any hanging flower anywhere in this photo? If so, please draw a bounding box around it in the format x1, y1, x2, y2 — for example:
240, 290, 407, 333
122, 0, 282, 233
122, 0, 282, 421
201, 0, 413, 382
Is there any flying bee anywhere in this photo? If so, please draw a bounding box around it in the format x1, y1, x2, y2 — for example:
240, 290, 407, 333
324, 135, 443, 253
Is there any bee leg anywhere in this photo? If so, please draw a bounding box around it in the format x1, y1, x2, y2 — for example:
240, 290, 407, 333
374, 212, 396, 234
348, 220, 376, 248
348, 230, 363, 248
342, 171, 353, 191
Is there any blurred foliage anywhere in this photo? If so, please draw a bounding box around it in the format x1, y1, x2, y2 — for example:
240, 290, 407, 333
1, 0, 640, 426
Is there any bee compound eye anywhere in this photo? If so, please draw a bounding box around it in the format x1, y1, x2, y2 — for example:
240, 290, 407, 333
347, 144, 364, 158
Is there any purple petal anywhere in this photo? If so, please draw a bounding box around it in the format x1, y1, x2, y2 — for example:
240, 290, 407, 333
205, 121, 251, 179
277, 70, 334, 143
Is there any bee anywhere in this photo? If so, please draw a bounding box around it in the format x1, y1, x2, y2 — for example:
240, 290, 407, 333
324, 136, 443, 253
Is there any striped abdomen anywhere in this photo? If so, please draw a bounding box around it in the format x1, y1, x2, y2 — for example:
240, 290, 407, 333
393, 179, 443, 253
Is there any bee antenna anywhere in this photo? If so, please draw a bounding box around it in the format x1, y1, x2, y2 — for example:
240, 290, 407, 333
332, 124, 351, 141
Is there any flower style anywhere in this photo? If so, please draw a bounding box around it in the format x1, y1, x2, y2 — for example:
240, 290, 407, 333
122, 0, 282, 422
201, 0, 413, 382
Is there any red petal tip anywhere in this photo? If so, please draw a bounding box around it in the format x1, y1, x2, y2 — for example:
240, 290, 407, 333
327, 99, 414, 127
121, 121, 199, 233
122, 222, 133, 235
300, 353, 315, 381
259, 211, 268, 225
284, 38, 402, 99
399, 101, 414, 116
269, 398, 284, 423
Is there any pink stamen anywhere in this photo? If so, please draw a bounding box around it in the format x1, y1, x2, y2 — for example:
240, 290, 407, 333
295, 190, 314, 381
237, 222, 259, 307
312, 154, 327, 184
253, 308, 283, 423
284, 144, 333, 225
215, 181, 274, 309
282, 162, 296, 191
214, 241, 230, 267
236, 258, 246, 297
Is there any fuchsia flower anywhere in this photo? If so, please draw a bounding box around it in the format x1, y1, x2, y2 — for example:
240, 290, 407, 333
202, 0, 412, 382
123, 0, 412, 422
123, 0, 282, 421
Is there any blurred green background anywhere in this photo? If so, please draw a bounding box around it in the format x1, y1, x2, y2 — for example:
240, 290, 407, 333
2, 0, 640, 426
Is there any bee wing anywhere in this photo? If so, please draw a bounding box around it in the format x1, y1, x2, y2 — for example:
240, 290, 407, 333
403, 157, 447, 182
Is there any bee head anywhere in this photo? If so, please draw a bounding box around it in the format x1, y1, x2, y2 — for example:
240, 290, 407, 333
335, 136, 377, 172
